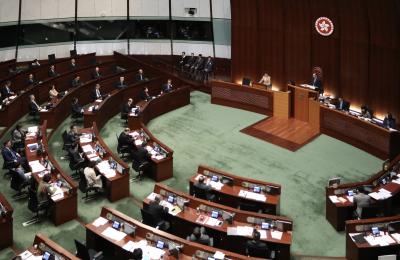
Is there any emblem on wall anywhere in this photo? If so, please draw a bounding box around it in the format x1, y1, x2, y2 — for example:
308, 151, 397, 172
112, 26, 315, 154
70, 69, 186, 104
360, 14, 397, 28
315, 17, 334, 36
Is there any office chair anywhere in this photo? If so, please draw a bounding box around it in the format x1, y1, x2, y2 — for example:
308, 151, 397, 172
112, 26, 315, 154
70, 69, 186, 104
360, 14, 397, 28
2, 160, 14, 178
120, 106, 128, 124
61, 130, 73, 159
246, 244, 270, 258
238, 201, 262, 213
74, 239, 103, 260
9, 169, 30, 200
191, 185, 216, 202
22, 187, 49, 226
140, 208, 169, 231
78, 171, 102, 201
131, 161, 150, 182
116, 134, 131, 159
69, 158, 86, 180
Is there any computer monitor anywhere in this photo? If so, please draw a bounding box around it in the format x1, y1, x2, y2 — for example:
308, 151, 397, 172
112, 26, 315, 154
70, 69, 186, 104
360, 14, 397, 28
242, 78, 251, 86
211, 211, 219, 219
328, 177, 341, 188
347, 190, 354, 196
112, 221, 121, 230
371, 226, 379, 236
156, 240, 165, 249
253, 186, 261, 193
167, 195, 175, 203
261, 222, 270, 230
42, 252, 52, 260
211, 175, 219, 182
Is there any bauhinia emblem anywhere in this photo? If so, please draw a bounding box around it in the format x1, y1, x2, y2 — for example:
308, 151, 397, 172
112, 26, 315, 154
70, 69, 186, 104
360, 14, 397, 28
315, 17, 334, 36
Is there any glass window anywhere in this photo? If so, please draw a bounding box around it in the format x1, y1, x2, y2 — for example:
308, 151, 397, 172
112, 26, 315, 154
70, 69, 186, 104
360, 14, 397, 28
77, 20, 128, 41
130, 20, 169, 39
172, 21, 213, 41
0, 25, 18, 48
18, 22, 75, 46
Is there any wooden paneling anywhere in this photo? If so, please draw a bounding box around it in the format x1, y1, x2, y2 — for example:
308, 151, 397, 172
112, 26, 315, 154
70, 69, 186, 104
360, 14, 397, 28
231, 0, 400, 122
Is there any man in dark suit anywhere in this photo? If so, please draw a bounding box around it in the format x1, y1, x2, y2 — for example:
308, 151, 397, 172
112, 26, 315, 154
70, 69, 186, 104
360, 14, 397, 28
66, 125, 79, 146
71, 75, 82, 88
191, 54, 204, 77
184, 53, 195, 71
132, 143, 151, 180
161, 79, 173, 94
360, 105, 373, 119
1, 81, 15, 98
383, 113, 396, 129
2, 140, 29, 171
90, 84, 106, 101
194, 176, 214, 201
139, 87, 151, 101
202, 56, 213, 81
134, 69, 147, 82
335, 97, 350, 112
48, 65, 59, 77
146, 195, 169, 229
115, 76, 127, 89
187, 227, 212, 246
245, 230, 268, 258
92, 66, 101, 79
121, 98, 134, 120
71, 98, 83, 117
178, 52, 189, 71
311, 72, 323, 94
27, 74, 39, 85
29, 94, 41, 115
70, 58, 77, 70
118, 128, 133, 147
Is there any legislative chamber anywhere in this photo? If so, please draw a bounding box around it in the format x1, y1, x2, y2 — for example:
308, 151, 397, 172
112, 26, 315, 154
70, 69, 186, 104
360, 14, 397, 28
0, 1, 399, 260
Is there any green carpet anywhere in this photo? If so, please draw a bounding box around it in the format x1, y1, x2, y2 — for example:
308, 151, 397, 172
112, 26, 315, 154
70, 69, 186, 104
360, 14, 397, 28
0, 91, 382, 259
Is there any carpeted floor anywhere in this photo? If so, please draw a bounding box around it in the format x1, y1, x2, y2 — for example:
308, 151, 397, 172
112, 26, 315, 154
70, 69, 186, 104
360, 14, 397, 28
0, 91, 382, 259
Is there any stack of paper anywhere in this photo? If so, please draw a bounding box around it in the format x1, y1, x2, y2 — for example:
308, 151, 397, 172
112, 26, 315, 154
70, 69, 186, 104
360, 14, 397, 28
143, 245, 165, 259
28, 126, 38, 133
152, 154, 165, 160
271, 230, 283, 240
50, 186, 64, 201
329, 195, 340, 203
146, 192, 157, 201
391, 233, 400, 243
122, 240, 147, 252
246, 191, 267, 202
205, 217, 221, 226
369, 188, 392, 200
29, 160, 46, 173
101, 227, 127, 241
236, 226, 254, 236
82, 144, 94, 153
238, 190, 248, 198
92, 217, 108, 227
213, 251, 225, 260
210, 181, 224, 191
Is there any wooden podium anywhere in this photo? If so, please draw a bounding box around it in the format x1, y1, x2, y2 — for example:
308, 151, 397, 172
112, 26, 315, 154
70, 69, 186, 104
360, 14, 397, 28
288, 84, 319, 120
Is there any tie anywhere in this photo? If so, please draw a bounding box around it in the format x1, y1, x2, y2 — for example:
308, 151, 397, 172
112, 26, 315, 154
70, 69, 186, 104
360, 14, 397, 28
96, 89, 100, 98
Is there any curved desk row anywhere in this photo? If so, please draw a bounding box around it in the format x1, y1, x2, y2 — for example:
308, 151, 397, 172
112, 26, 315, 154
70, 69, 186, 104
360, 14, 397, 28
0, 192, 13, 250
86, 206, 260, 260
190, 165, 281, 215
144, 183, 292, 259
78, 123, 130, 202
24, 121, 78, 225
210, 80, 400, 160
346, 215, 400, 260
326, 154, 400, 231
0, 53, 97, 127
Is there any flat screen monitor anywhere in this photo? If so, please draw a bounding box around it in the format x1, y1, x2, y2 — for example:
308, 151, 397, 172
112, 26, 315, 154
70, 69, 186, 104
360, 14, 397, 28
156, 240, 164, 249
167, 195, 175, 203
242, 78, 251, 86
347, 190, 354, 196
253, 186, 261, 193
211, 175, 218, 182
211, 210, 219, 219
372, 226, 379, 236
261, 222, 270, 230
42, 252, 51, 260
112, 221, 121, 230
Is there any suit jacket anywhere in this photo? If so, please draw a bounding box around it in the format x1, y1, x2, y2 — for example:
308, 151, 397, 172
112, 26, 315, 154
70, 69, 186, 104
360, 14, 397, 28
0, 85, 12, 97
70, 63, 77, 70
383, 117, 396, 129
204, 60, 213, 72
335, 100, 350, 111
185, 56, 195, 67
147, 202, 168, 224
122, 103, 132, 114
92, 71, 101, 79
48, 69, 58, 77
29, 100, 40, 113
71, 102, 82, 115
71, 79, 81, 88
66, 131, 78, 145
246, 240, 268, 257
139, 90, 151, 101
354, 193, 371, 208
115, 81, 127, 89
311, 77, 323, 93
90, 88, 102, 101
118, 132, 132, 147
194, 182, 214, 200
134, 73, 146, 82
1, 147, 19, 162
193, 57, 204, 70
27, 78, 37, 85
162, 84, 173, 93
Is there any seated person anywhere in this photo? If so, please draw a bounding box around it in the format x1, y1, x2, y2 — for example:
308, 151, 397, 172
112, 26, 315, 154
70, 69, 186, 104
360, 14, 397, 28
115, 76, 127, 89
246, 230, 268, 258
354, 187, 373, 219
67, 125, 79, 146
139, 87, 151, 101
131, 248, 143, 260
178, 52, 188, 70
191, 54, 204, 73
90, 84, 107, 101
70, 58, 77, 70
30, 59, 41, 68
49, 85, 66, 99
146, 195, 169, 229
92, 66, 101, 79
193, 176, 215, 201
259, 73, 272, 88
71, 98, 84, 117
29, 94, 42, 114
383, 113, 396, 129
118, 128, 133, 147
48, 65, 59, 77
161, 79, 173, 94
41, 155, 55, 172
37, 173, 56, 204
360, 105, 373, 119
27, 74, 39, 85
2, 140, 29, 171
121, 98, 133, 120
184, 53, 195, 71
187, 226, 212, 246
1, 81, 15, 98
335, 97, 350, 112
132, 143, 150, 180
68, 142, 84, 163
71, 75, 82, 88
11, 124, 26, 151
134, 69, 147, 82
84, 161, 103, 190
203, 56, 214, 81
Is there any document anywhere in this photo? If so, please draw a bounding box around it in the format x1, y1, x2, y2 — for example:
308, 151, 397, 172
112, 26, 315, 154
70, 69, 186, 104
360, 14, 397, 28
338, 197, 347, 203
28, 126, 38, 133
29, 160, 45, 173
213, 251, 225, 260
101, 227, 126, 241
246, 191, 267, 202
169, 205, 182, 216
257, 229, 267, 239
80, 134, 92, 143
227, 227, 238, 236
391, 233, 400, 243
236, 226, 253, 236
238, 190, 248, 198
271, 230, 283, 240
92, 217, 108, 227
146, 192, 157, 201
364, 235, 380, 246
205, 217, 221, 226
392, 179, 400, 185
210, 181, 224, 191
81, 144, 93, 153
122, 239, 148, 252
134, 139, 143, 146
329, 195, 340, 203
369, 188, 392, 200
346, 196, 354, 203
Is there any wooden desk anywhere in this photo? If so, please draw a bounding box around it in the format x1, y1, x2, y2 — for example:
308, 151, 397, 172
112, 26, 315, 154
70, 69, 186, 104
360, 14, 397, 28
24, 121, 78, 225
326, 154, 400, 231
211, 80, 274, 115
345, 216, 400, 260
79, 123, 130, 202
189, 165, 281, 215
83, 77, 165, 129
144, 183, 292, 259
17, 233, 78, 260
0, 192, 13, 250
86, 206, 256, 260
320, 105, 400, 160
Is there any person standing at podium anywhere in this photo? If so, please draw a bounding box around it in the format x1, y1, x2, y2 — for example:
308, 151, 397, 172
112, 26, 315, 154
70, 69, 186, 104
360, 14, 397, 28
311, 72, 323, 94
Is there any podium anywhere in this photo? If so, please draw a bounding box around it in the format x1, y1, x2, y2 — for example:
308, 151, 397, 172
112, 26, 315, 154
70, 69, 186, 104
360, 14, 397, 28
288, 84, 319, 121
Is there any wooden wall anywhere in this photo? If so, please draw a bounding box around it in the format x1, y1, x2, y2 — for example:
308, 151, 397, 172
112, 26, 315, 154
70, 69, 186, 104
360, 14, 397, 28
231, 0, 400, 119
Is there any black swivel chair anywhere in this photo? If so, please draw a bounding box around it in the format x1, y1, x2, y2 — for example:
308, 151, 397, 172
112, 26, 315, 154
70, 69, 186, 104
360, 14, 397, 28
61, 130, 73, 159
140, 208, 169, 231
22, 187, 49, 226
78, 171, 102, 201
238, 201, 262, 213
74, 240, 103, 260
9, 169, 29, 199
2, 160, 14, 178
116, 134, 131, 159
192, 185, 216, 201
246, 243, 270, 258
69, 158, 86, 180
131, 161, 150, 182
